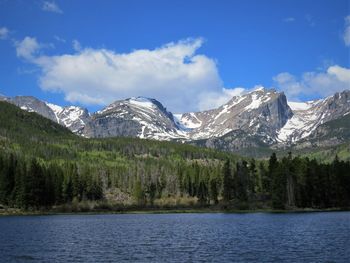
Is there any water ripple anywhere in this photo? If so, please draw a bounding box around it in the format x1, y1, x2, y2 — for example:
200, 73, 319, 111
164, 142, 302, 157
0, 212, 349, 262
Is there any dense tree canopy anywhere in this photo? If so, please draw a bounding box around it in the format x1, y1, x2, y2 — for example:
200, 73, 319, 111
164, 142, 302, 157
0, 101, 349, 210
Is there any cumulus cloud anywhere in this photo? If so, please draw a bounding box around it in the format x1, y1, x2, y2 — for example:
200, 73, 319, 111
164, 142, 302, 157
19, 37, 232, 112
72, 39, 81, 51
14, 35, 350, 112
42, 1, 63, 14
0, 27, 9, 39
15, 37, 41, 60
344, 15, 350, 46
273, 65, 350, 100
197, 87, 245, 111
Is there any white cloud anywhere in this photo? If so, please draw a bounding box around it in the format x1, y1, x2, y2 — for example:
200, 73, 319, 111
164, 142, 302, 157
0, 27, 9, 39
21, 37, 229, 112
197, 87, 245, 111
42, 1, 63, 14
344, 15, 350, 47
54, 35, 66, 43
283, 17, 295, 23
273, 65, 350, 100
72, 39, 81, 51
15, 37, 41, 60
14, 35, 350, 112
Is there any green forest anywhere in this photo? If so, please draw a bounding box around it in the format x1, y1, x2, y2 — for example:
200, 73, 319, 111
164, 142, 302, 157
0, 101, 349, 212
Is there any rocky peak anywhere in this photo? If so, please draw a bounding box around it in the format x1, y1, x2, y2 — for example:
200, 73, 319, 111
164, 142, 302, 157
178, 87, 292, 143
277, 89, 350, 144
56, 106, 90, 134
83, 97, 186, 140
12, 96, 57, 122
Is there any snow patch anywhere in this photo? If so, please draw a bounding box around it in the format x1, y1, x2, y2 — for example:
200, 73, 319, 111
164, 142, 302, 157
46, 102, 63, 122
288, 101, 313, 111
277, 115, 305, 142
128, 97, 155, 110
179, 113, 202, 129
20, 105, 34, 112
245, 94, 262, 110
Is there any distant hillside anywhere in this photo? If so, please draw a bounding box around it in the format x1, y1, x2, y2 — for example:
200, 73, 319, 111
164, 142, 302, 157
3, 89, 350, 157
0, 101, 349, 212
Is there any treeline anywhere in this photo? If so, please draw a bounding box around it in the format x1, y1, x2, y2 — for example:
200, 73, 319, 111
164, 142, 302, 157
222, 153, 350, 209
0, 153, 103, 209
1, 149, 349, 210
0, 149, 224, 209
1, 100, 349, 211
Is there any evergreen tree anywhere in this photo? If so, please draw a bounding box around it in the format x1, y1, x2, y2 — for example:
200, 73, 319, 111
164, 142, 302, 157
197, 180, 208, 205
0, 154, 15, 205
209, 178, 219, 204
234, 161, 249, 202
133, 179, 145, 205
269, 154, 286, 209
222, 159, 232, 202
284, 152, 296, 208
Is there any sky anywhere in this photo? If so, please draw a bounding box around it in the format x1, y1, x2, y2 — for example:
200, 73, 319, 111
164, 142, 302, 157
0, 0, 349, 113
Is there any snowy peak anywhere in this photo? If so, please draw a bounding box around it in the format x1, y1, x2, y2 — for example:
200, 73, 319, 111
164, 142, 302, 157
178, 88, 292, 142
58, 106, 89, 133
243, 88, 279, 111
45, 102, 89, 132
83, 97, 186, 140
277, 90, 350, 143
2, 95, 89, 134
3, 89, 350, 152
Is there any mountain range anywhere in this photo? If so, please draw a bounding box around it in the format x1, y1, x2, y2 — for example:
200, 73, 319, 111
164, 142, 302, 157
1, 88, 349, 155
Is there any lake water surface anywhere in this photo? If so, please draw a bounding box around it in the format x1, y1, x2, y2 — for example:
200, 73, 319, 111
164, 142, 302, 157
0, 212, 349, 262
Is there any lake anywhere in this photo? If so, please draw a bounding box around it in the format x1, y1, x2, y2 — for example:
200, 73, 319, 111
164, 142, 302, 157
0, 212, 349, 262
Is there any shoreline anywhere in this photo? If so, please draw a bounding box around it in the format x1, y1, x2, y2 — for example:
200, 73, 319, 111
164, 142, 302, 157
1, 207, 349, 217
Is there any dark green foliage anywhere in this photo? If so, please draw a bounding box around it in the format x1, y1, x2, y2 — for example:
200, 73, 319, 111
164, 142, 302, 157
234, 161, 249, 202
209, 178, 219, 204
0, 101, 349, 210
133, 179, 145, 205
222, 159, 233, 202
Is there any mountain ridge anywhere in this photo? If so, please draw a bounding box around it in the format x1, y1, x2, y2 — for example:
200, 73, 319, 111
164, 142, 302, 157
1, 88, 349, 154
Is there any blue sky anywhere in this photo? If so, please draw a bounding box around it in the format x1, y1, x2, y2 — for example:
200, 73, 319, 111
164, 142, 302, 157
0, 0, 349, 113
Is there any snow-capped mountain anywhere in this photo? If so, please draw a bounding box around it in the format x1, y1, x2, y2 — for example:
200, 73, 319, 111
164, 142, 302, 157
178, 87, 293, 144
46, 103, 90, 134
2, 96, 89, 134
277, 90, 350, 144
2, 88, 350, 153
82, 97, 187, 139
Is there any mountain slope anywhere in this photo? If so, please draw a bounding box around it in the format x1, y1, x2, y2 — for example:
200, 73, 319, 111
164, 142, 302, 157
12, 96, 58, 122
2, 96, 89, 134
2, 89, 350, 156
179, 88, 293, 144
0, 101, 76, 144
46, 103, 90, 134
83, 97, 187, 139
277, 90, 350, 144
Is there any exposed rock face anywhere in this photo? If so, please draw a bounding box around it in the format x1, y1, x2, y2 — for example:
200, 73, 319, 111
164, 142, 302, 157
12, 96, 58, 122
277, 90, 350, 144
46, 104, 90, 134
4, 88, 350, 153
179, 88, 293, 144
6, 96, 89, 134
82, 97, 187, 139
